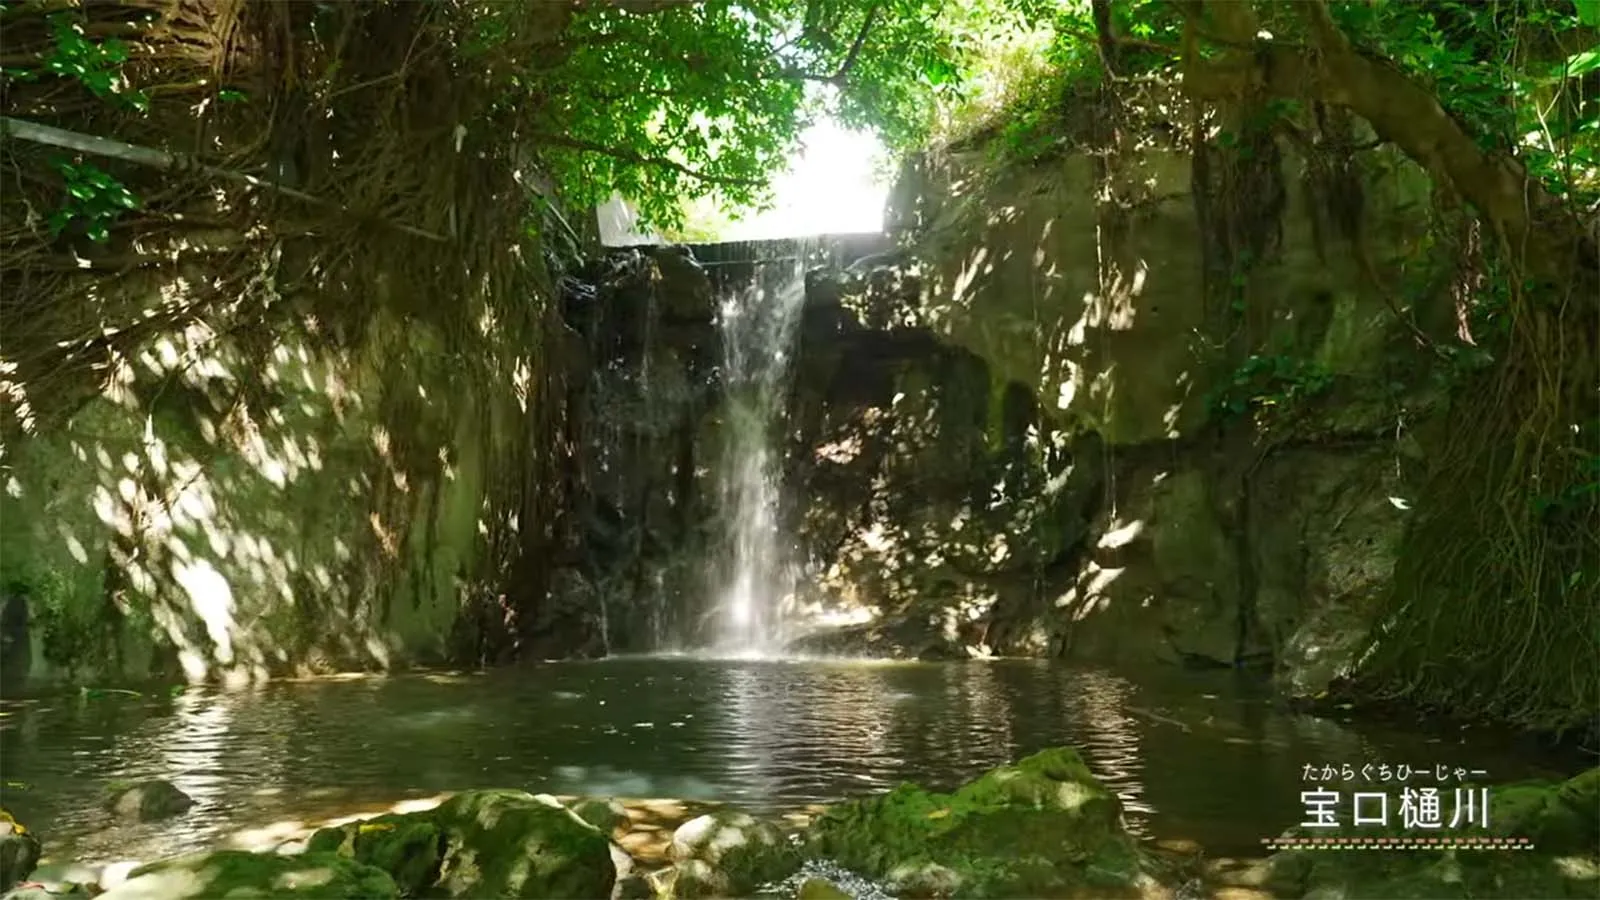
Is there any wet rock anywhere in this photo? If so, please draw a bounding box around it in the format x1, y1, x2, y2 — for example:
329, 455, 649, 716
571, 797, 630, 837
104, 780, 193, 822
797, 876, 853, 900
1263, 767, 1600, 899
666, 858, 726, 899
647, 247, 715, 323
311, 790, 614, 899
97, 850, 397, 898
0, 809, 41, 892
609, 843, 652, 900
668, 810, 801, 897
805, 746, 1167, 898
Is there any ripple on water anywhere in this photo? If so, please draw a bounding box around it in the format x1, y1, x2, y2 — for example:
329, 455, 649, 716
0, 658, 1588, 866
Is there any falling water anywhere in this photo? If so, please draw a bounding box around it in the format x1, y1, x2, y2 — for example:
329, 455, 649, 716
713, 246, 810, 654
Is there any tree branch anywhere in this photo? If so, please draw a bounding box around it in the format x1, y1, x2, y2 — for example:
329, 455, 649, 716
1180, 6, 1597, 293
830, 3, 881, 83
533, 134, 763, 187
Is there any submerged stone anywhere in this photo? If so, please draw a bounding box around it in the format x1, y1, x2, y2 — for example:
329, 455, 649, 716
310, 790, 614, 899
104, 780, 194, 822
804, 747, 1159, 898
97, 850, 397, 898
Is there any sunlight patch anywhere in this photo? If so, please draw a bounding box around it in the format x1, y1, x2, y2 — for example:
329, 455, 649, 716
1097, 519, 1144, 550
173, 558, 238, 665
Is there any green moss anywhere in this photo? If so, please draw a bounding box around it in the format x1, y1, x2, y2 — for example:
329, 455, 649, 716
805, 747, 1148, 898
431, 790, 615, 899
310, 814, 444, 896
308, 792, 616, 899
111, 850, 398, 898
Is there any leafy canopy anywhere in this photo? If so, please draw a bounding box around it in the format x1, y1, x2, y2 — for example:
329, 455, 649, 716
472, 0, 971, 231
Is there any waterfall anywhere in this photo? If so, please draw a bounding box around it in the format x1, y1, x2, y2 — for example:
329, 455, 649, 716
712, 245, 810, 654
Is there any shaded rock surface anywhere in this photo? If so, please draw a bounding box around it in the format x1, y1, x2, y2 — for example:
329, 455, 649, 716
308, 789, 615, 899
0, 810, 40, 893
97, 850, 397, 899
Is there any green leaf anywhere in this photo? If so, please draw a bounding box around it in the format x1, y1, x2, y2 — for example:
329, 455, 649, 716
1577, 0, 1600, 26
1567, 48, 1600, 78
46, 209, 73, 236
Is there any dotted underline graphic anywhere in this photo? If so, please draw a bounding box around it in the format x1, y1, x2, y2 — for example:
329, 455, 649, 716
1263, 837, 1535, 850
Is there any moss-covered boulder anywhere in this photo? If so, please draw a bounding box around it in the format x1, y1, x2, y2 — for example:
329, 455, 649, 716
1263, 767, 1600, 899
666, 811, 802, 898
105, 780, 194, 822
570, 798, 629, 837
0, 808, 41, 892
804, 747, 1159, 898
311, 790, 615, 899
96, 850, 398, 899
308, 813, 445, 897
796, 876, 853, 900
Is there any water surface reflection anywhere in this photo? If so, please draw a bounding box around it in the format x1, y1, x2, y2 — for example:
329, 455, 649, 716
0, 658, 1585, 865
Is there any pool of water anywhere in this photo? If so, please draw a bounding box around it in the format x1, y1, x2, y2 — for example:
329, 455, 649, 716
0, 657, 1587, 867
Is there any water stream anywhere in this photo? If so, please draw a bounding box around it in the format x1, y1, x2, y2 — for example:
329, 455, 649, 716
712, 245, 811, 653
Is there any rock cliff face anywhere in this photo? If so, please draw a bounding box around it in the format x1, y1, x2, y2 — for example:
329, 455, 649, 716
782, 125, 1456, 697
0, 297, 544, 688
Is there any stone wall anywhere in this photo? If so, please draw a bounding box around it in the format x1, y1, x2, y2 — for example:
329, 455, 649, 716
0, 306, 535, 690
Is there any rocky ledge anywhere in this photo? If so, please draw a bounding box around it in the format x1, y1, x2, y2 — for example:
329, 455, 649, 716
2, 753, 1594, 899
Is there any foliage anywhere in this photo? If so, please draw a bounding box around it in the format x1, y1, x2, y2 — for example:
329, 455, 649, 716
464, 0, 975, 231
1205, 354, 1334, 420
4, 10, 147, 246
47, 158, 139, 243
930, 0, 1597, 730
2, 11, 150, 111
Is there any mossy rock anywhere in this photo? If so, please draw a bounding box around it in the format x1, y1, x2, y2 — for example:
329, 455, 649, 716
308, 813, 444, 896
804, 747, 1151, 898
1488, 767, 1599, 854
796, 877, 853, 900
569, 797, 629, 837
667, 811, 801, 897
97, 850, 398, 898
306, 791, 616, 899
431, 790, 615, 899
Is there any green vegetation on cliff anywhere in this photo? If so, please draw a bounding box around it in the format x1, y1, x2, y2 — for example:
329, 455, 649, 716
905, 0, 1600, 732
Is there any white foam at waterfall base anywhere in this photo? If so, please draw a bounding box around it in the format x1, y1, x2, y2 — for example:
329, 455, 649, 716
711, 251, 811, 655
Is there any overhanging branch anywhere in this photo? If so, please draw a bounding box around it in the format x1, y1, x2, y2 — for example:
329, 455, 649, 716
1181, 5, 1597, 293
534, 134, 763, 187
